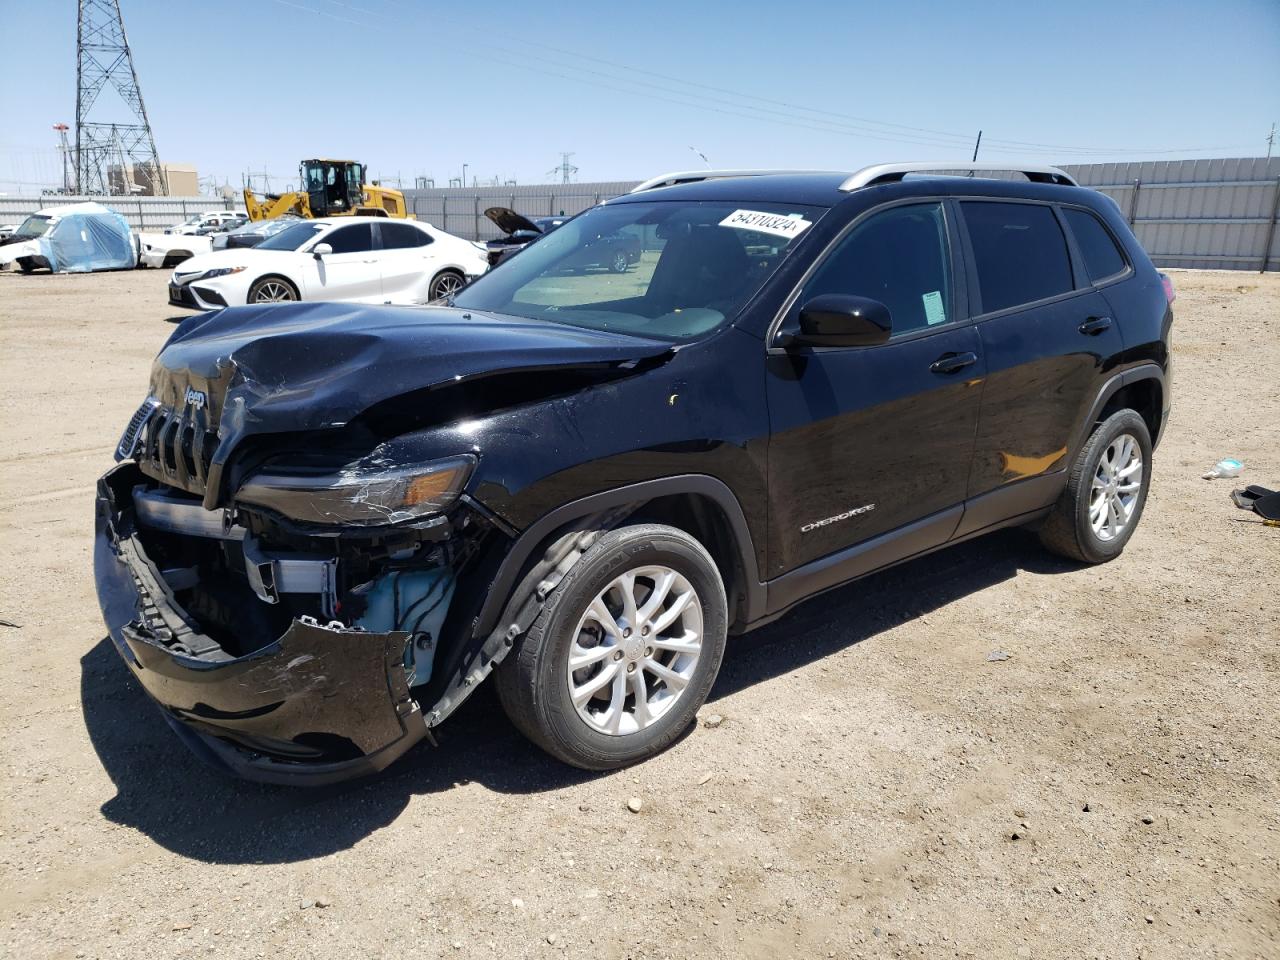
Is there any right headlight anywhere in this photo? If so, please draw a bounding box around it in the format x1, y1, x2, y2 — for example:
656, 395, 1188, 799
199, 266, 246, 281
235, 454, 476, 527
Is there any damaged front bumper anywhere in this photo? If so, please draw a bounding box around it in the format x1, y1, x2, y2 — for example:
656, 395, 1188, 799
94, 464, 430, 786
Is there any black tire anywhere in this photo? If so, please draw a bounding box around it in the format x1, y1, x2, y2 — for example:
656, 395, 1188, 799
495, 523, 728, 770
609, 249, 629, 273
17, 257, 37, 274
247, 276, 299, 303
428, 269, 465, 301
1039, 409, 1152, 564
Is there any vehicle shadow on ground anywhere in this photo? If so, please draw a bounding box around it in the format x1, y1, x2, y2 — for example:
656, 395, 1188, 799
81, 527, 1075, 865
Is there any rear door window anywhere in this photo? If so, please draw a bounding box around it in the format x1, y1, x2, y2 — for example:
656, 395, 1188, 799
1063, 207, 1127, 283
961, 202, 1074, 313
323, 223, 374, 254
380, 222, 431, 249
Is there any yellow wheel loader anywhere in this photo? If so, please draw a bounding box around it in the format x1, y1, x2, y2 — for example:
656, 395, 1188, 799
244, 159, 410, 221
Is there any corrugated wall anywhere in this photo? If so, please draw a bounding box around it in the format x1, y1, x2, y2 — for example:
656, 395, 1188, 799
1061, 157, 1280, 271
403, 181, 640, 241
5, 160, 1278, 269
0, 195, 235, 232
406, 162, 1280, 271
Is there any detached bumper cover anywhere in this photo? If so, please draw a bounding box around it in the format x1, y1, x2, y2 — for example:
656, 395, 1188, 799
93, 467, 428, 785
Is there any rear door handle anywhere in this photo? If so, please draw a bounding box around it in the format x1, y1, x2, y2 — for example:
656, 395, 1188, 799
1079, 316, 1113, 335
930, 351, 978, 374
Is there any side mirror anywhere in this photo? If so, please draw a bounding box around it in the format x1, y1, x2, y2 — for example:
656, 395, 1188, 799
312, 242, 333, 258
787, 294, 892, 348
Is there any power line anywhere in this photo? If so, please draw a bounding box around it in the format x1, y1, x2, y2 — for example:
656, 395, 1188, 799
252, 0, 1260, 161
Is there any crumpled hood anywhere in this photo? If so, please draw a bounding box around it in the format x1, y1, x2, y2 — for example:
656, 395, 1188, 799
150, 300, 674, 500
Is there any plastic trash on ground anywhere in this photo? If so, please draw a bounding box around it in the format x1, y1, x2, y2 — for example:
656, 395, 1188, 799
0, 202, 135, 273
1203, 458, 1244, 480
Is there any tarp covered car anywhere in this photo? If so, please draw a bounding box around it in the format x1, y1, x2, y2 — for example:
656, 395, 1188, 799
0, 202, 136, 273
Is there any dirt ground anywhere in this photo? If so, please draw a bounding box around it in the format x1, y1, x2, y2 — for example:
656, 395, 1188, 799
0, 267, 1276, 960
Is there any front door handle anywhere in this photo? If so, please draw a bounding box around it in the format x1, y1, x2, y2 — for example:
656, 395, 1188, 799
930, 351, 978, 374
1079, 316, 1113, 335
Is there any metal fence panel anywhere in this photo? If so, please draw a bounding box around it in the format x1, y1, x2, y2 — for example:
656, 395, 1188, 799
1062, 157, 1280, 271
5, 161, 1276, 269
0, 194, 234, 233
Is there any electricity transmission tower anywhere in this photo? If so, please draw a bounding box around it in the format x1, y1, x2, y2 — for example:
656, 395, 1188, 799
76, 0, 166, 195
548, 152, 578, 184
53, 124, 73, 194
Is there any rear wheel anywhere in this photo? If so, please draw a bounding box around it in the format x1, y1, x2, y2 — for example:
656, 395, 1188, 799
495, 523, 728, 770
610, 249, 629, 273
248, 276, 298, 303
16, 257, 37, 274
428, 270, 465, 301
1039, 409, 1152, 563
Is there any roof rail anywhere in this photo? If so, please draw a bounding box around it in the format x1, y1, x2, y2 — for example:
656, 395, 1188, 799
629, 169, 827, 194
839, 162, 1078, 192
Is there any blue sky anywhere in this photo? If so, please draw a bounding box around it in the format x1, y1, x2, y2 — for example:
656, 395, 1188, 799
1, 0, 1277, 193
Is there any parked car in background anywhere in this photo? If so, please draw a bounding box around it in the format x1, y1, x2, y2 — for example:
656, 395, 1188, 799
483, 206, 638, 273
166, 210, 247, 235
211, 215, 302, 251
483, 207, 570, 267
0, 202, 136, 273
0, 223, 19, 242
197, 216, 248, 236
169, 216, 489, 309
137, 231, 213, 268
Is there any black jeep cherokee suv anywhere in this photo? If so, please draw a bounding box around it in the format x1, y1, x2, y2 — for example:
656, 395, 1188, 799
95, 163, 1173, 784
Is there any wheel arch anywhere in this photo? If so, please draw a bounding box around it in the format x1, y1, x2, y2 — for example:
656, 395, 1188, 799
248, 272, 300, 301
1073, 364, 1166, 455
429, 265, 466, 284
419, 476, 764, 730
474, 476, 765, 642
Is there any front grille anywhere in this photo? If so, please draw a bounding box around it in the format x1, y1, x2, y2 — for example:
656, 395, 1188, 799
136, 400, 220, 497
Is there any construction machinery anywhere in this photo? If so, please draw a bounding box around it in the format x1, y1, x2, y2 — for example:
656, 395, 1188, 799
243, 159, 410, 222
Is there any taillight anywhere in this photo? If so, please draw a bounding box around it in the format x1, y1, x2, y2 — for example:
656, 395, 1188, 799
1159, 272, 1176, 304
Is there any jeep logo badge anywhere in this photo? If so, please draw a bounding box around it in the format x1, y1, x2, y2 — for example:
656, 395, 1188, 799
184, 386, 207, 410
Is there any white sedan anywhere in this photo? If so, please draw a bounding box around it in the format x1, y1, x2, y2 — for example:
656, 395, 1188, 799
138, 231, 213, 268
168, 216, 489, 310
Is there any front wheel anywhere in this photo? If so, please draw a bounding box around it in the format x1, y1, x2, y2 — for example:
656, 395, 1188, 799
1039, 409, 1152, 563
609, 250, 629, 273
495, 523, 728, 770
248, 276, 298, 303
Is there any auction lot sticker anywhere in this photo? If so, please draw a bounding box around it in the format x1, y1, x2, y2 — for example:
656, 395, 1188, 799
719, 209, 811, 239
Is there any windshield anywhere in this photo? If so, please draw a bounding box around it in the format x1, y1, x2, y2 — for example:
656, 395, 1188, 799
256, 221, 325, 251
452, 199, 824, 340
226, 216, 298, 237
14, 215, 53, 239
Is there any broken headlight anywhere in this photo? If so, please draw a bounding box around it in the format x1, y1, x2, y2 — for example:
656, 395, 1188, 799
235, 455, 475, 526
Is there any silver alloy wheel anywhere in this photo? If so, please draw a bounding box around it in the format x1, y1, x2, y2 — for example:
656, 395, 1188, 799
611, 250, 628, 272
253, 280, 295, 302
431, 272, 464, 299
1089, 432, 1143, 541
566, 566, 703, 736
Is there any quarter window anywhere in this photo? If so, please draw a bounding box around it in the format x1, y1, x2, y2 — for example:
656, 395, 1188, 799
1063, 207, 1126, 283
380, 222, 431, 249
799, 202, 953, 336
322, 223, 374, 254
961, 202, 1074, 313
